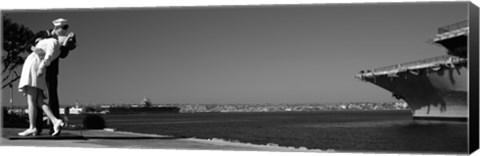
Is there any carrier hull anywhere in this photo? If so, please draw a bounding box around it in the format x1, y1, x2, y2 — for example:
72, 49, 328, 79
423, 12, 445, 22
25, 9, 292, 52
356, 56, 467, 120
355, 21, 469, 121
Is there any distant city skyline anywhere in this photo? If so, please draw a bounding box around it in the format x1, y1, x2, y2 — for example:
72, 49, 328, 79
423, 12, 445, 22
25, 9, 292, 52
2, 2, 469, 106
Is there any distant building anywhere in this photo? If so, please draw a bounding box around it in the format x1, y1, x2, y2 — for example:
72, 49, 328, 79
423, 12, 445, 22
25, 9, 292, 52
141, 96, 152, 107
394, 102, 408, 109
60, 108, 65, 115
100, 105, 111, 109
64, 106, 84, 114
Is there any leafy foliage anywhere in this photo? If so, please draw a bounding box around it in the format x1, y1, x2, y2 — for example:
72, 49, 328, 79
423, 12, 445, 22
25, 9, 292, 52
82, 114, 106, 129
2, 107, 29, 128
2, 16, 36, 89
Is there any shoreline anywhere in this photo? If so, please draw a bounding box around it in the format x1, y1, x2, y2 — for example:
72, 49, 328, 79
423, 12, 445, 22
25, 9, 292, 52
103, 128, 331, 152
2, 127, 467, 155
1, 127, 330, 152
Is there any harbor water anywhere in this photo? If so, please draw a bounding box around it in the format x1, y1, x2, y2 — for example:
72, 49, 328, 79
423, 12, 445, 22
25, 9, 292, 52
68, 110, 467, 153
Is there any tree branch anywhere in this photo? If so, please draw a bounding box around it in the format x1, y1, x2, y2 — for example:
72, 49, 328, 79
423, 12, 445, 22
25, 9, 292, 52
2, 74, 20, 89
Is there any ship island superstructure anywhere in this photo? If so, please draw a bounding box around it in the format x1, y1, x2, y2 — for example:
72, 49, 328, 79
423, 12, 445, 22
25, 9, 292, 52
355, 21, 469, 121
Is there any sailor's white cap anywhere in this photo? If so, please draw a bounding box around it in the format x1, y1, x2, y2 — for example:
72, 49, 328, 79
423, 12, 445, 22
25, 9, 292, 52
52, 18, 68, 27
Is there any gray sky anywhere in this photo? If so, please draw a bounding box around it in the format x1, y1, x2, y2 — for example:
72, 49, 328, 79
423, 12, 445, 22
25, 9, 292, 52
2, 2, 469, 106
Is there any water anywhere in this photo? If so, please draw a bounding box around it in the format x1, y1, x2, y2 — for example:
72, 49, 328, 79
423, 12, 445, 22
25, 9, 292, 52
68, 110, 468, 153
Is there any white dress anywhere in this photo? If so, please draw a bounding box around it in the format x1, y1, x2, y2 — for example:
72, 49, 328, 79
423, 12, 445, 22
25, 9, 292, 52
18, 38, 60, 98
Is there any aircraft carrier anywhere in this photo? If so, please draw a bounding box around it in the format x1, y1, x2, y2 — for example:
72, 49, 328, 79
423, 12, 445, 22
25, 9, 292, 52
355, 20, 469, 121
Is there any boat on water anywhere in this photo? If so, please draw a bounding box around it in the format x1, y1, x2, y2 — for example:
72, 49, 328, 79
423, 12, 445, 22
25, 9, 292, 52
355, 20, 469, 121
103, 97, 181, 114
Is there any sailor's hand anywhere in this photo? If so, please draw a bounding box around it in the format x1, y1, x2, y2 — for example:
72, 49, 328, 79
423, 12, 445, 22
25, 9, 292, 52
67, 32, 75, 39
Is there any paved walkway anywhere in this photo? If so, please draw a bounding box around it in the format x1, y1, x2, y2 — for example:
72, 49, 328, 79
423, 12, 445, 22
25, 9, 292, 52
1, 128, 324, 152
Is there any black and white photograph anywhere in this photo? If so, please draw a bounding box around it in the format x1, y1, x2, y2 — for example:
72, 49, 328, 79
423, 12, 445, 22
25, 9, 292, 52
1, 0, 479, 155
